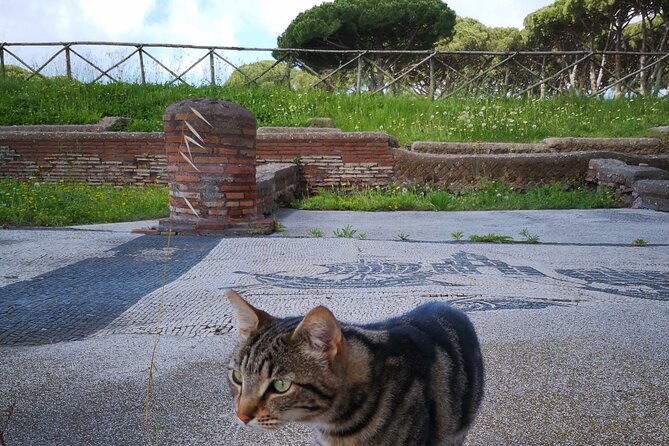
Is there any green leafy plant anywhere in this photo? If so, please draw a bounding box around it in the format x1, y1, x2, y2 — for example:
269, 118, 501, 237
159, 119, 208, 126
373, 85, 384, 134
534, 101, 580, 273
451, 231, 464, 240
519, 228, 540, 244
308, 228, 324, 237
273, 219, 286, 232
633, 238, 648, 247
358, 232, 367, 240
469, 233, 514, 244
397, 232, 410, 241
333, 224, 357, 238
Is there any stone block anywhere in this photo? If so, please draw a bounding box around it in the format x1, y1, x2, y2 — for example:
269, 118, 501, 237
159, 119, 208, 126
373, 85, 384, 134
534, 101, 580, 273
543, 137, 664, 154
632, 180, 669, 212
306, 117, 335, 128
591, 159, 669, 187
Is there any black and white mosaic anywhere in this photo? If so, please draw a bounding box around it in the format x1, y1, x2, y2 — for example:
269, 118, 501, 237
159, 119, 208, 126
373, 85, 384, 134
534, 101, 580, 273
249, 251, 546, 289
449, 298, 564, 312
247, 251, 668, 303
432, 252, 546, 277
557, 268, 669, 301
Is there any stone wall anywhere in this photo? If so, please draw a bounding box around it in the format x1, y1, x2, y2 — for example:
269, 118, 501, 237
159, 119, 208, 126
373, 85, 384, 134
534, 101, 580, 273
411, 137, 668, 156
393, 148, 669, 192
256, 128, 395, 191
0, 127, 395, 191
256, 163, 301, 217
0, 131, 165, 185
2, 125, 668, 196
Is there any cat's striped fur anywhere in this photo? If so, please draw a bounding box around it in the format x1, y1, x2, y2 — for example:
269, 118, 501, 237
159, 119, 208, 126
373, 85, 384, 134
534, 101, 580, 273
226, 290, 484, 446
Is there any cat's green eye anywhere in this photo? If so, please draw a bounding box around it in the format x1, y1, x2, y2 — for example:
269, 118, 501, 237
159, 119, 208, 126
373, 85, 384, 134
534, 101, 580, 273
271, 378, 292, 393
231, 370, 243, 385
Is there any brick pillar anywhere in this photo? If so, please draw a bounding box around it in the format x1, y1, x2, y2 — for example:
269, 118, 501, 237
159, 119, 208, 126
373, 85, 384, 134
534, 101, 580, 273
159, 98, 271, 235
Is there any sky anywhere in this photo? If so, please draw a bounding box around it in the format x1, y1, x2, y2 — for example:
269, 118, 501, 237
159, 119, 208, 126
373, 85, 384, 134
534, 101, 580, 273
0, 0, 554, 82
1, 0, 554, 47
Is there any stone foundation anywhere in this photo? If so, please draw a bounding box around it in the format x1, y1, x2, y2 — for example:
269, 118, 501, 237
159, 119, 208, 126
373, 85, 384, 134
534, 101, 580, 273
256, 128, 395, 191
586, 158, 669, 211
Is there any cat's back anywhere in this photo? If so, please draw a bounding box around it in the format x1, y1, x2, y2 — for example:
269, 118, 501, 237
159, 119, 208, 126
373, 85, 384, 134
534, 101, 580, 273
360, 301, 479, 349
337, 302, 484, 446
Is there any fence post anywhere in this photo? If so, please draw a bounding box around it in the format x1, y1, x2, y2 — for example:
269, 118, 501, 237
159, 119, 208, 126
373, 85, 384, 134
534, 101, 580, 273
0, 44, 5, 80
65, 44, 72, 80
138, 46, 146, 84
285, 53, 292, 89
429, 55, 435, 100
209, 49, 215, 86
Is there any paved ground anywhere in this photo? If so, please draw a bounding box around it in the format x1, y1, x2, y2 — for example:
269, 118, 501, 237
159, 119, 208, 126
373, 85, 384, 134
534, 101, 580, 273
1, 209, 668, 445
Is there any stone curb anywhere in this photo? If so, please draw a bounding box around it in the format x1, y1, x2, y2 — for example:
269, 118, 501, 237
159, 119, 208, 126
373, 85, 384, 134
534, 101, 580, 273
412, 136, 667, 155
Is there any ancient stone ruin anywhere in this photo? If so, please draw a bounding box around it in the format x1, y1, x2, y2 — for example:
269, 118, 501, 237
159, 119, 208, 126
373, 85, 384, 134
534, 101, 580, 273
159, 98, 273, 236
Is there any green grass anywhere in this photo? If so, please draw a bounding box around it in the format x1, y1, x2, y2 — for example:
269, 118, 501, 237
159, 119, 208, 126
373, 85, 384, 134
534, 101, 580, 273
1, 78, 667, 145
468, 233, 515, 244
0, 179, 168, 226
294, 182, 620, 211
0, 179, 619, 226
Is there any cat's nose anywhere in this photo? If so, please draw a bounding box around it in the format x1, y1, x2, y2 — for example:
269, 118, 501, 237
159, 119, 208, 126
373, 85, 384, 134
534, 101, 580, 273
237, 412, 253, 424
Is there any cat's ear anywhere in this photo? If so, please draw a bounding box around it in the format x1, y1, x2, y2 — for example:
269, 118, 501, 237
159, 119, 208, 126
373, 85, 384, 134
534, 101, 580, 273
293, 306, 344, 361
227, 289, 274, 341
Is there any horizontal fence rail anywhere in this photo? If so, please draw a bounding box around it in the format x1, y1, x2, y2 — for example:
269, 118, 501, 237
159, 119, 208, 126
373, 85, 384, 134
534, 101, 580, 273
1, 41, 667, 98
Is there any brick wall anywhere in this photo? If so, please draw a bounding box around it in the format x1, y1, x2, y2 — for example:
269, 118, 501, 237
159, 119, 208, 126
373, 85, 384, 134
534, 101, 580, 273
0, 128, 395, 191
4, 127, 667, 195
255, 130, 395, 191
0, 131, 165, 185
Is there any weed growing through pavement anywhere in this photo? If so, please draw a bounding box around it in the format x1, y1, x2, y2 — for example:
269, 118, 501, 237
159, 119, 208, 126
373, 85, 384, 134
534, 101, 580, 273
469, 233, 515, 244
397, 232, 410, 241
273, 218, 286, 232
333, 224, 357, 238
309, 228, 324, 237
358, 232, 367, 240
451, 231, 464, 241
633, 238, 648, 247
519, 228, 540, 244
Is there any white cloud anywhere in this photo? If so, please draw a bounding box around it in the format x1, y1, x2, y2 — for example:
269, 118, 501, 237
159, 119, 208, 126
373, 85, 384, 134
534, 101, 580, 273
446, 0, 553, 29
138, 0, 237, 46
77, 0, 155, 37
252, 0, 326, 37
1, 0, 555, 47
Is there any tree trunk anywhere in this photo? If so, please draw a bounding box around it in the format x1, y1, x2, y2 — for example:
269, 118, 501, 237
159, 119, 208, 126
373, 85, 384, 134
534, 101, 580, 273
570, 55, 579, 94
368, 55, 385, 92
651, 21, 669, 95
614, 15, 623, 98
589, 58, 597, 93
540, 55, 547, 99
639, 7, 649, 96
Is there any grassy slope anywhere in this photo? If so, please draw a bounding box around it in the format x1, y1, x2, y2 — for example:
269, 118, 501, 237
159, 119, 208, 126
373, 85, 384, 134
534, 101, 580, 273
0, 79, 667, 145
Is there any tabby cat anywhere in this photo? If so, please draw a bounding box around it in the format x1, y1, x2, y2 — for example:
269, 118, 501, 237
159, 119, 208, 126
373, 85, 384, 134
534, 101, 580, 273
226, 289, 484, 446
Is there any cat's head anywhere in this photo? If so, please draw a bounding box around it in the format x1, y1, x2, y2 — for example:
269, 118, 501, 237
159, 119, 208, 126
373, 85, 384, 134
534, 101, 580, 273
226, 289, 346, 430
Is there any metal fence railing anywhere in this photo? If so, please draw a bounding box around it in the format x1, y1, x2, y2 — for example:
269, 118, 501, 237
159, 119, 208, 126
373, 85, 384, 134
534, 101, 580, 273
1, 41, 667, 98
